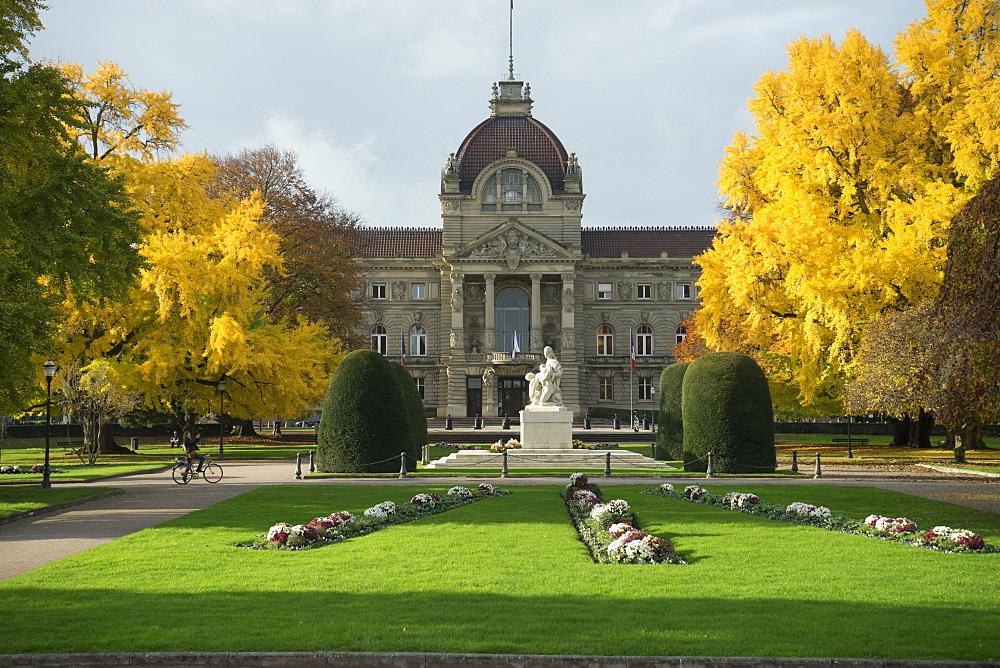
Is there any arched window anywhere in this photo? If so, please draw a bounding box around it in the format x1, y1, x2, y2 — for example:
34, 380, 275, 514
481, 169, 543, 211
371, 325, 387, 355
496, 287, 529, 354
597, 325, 614, 356
676, 325, 687, 345
410, 325, 427, 356
636, 325, 653, 356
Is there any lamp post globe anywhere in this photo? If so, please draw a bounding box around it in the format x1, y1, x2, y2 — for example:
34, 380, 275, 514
41, 360, 57, 489
217, 377, 227, 460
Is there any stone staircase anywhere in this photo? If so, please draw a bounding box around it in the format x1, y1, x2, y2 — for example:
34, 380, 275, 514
424, 448, 674, 471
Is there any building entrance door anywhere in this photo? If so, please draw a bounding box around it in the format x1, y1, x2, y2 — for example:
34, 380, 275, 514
499, 378, 528, 418
466, 377, 482, 418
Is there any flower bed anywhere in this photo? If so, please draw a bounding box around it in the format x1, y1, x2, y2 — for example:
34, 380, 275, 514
489, 438, 522, 453
562, 473, 684, 565
244, 483, 509, 550
644, 485, 996, 554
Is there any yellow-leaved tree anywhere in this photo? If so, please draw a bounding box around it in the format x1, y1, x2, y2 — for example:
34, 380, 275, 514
53, 63, 342, 448
698, 1, 1000, 427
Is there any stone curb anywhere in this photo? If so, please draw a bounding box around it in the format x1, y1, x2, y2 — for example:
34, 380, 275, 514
0, 487, 126, 527
918, 464, 1000, 478
0, 653, 994, 667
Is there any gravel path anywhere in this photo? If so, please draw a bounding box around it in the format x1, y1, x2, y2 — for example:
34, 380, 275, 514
1, 460, 998, 582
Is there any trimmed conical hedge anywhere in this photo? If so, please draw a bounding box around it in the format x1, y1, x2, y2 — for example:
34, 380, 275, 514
389, 361, 426, 468
654, 362, 688, 460
317, 350, 413, 473
682, 352, 775, 473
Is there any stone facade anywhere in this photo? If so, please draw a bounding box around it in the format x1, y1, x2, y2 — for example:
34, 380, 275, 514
354, 78, 716, 418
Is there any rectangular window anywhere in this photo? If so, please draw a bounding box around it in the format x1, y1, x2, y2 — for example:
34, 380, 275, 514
415, 378, 425, 400
597, 282, 612, 300
637, 283, 651, 300
676, 283, 692, 300
411, 283, 426, 300
599, 376, 613, 401
639, 377, 653, 400
372, 283, 386, 299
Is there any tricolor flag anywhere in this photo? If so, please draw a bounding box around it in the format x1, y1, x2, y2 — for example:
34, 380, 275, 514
630, 328, 636, 372
401, 332, 407, 367
512, 331, 520, 358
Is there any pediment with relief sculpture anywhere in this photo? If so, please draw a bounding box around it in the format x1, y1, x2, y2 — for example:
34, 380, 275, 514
453, 220, 577, 270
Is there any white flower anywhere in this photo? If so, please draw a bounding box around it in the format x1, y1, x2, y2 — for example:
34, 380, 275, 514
607, 523, 634, 538
477, 483, 495, 494
786, 502, 830, 518
266, 523, 293, 542
589, 503, 609, 520
364, 501, 399, 519
447, 486, 474, 499
658, 483, 674, 493
605, 499, 631, 515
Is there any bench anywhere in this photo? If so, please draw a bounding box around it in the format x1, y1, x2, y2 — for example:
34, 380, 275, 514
832, 437, 869, 446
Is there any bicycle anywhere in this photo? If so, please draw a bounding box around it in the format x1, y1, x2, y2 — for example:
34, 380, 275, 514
171, 455, 223, 484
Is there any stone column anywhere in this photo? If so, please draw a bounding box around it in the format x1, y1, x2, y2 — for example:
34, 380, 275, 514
560, 272, 581, 416
560, 273, 576, 348
450, 271, 464, 352
484, 272, 496, 352
530, 272, 542, 352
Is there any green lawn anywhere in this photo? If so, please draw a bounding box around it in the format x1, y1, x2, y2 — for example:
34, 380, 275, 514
0, 483, 996, 660
0, 486, 118, 518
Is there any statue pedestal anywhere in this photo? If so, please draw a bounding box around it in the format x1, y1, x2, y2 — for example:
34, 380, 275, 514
519, 406, 574, 450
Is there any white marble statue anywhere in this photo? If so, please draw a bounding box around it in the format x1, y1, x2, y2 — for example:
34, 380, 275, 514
526, 346, 563, 407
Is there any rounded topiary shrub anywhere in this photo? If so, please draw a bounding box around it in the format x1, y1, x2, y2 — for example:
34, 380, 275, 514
317, 350, 413, 473
654, 362, 688, 460
389, 361, 426, 469
682, 352, 775, 473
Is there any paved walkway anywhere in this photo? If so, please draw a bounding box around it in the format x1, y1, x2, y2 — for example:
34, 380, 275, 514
1, 460, 999, 582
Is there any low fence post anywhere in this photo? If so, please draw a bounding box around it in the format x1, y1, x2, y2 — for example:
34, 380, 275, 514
604, 451, 612, 478
309, 450, 315, 474
501, 449, 509, 478
399, 451, 407, 479
421, 444, 429, 465
294, 452, 302, 480
814, 452, 822, 479
791, 450, 798, 472
706, 451, 714, 478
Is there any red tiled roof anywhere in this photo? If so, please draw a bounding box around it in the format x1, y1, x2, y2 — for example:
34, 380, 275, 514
356, 228, 442, 258
580, 227, 717, 258
455, 116, 569, 192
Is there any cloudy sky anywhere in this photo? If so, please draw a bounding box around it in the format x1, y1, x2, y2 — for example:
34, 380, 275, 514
30, 1, 928, 229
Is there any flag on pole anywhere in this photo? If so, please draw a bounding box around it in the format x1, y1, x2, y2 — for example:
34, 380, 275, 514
630, 328, 636, 371
401, 331, 407, 367
512, 331, 520, 358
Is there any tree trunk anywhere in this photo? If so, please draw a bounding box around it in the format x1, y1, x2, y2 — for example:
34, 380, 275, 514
965, 422, 986, 449
943, 429, 956, 450
232, 418, 259, 437
913, 409, 934, 449
887, 416, 911, 447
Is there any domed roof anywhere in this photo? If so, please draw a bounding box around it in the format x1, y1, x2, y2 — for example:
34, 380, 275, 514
455, 115, 569, 193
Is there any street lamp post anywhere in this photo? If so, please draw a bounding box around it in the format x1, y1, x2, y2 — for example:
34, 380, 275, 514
217, 377, 227, 461
41, 360, 56, 489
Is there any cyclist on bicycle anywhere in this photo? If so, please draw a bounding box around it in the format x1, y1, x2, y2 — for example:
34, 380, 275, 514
184, 431, 205, 472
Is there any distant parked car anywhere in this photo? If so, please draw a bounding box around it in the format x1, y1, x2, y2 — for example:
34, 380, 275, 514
297, 414, 321, 427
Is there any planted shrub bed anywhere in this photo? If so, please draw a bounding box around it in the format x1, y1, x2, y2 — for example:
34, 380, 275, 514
562, 472, 684, 564
243, 483, 508, 550
644, 484, 996, 554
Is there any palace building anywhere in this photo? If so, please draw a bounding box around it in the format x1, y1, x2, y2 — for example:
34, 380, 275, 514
354, 76, 716, 418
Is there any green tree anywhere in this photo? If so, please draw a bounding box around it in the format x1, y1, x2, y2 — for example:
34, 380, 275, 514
654, 363, 687, 460
389, 361, 426, 468
682, 352, 775, 474
316, 350, 412, 473
0, 5, 142, 414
